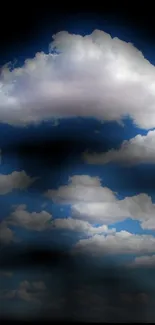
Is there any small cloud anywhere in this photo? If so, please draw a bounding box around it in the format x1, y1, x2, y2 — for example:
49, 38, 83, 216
129, 255, 155, 268
0, 280, 47, 304
0, 271, 13, 277
7, 205, 53, 231
0, 221, 15, 244
51, 217, 115, 235
0, 170, 37, 195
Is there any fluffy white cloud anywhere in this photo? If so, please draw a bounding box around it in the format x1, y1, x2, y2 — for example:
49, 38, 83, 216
7, 204, 53, 231
83, 130, 155, 165
1, 30, 155, 128
0, 171, 37, 195
52, 217, 115, 235
72, 201, 127, 224
0, 221, 15, 244
73, 193, 155, 227
73, 231, 155, 255
45, 174, 155, 229
72, 194, 155, 230
45, 175, 116, 204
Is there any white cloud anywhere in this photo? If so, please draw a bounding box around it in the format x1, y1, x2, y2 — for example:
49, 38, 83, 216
7, 204, 53, 231
85, 191, 155, 229
83, 130, 155, 166
73, 231, 155, 255
0, 221, 15, 244
45, 175, 116, 204
0, 171, 37, 195
1, 30, 155, 128
131, 255, 155, 267
45, 175, 155, 229
52, 217, 115, 235
72, 194, 155, 230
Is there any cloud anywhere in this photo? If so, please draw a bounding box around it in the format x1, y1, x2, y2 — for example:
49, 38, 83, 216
1, 30, 155, 128
0, 171, 37, 195
0, 271, 13, 277
0, 280, 46, 304
131, 255, 155, 267
72, 194, 155, 230
32, 281, 46, 291
7, 204, 53, 231
51, 217, 115, 235
0, 221, 15, 244
45, 174, 155, 230
6, 198, 115, 235
45, 175, 116, 204
83, 130, 155, 166
73, 231, 155, 255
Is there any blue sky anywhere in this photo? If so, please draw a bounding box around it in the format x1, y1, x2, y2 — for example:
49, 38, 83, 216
1, 18, 155, 322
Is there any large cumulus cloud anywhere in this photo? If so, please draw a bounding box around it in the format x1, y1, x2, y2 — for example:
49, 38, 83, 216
1, 30, 155, 128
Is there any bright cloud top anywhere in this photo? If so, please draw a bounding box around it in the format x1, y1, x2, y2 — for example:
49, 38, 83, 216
51, 217, 115, 235
83, 130, 155, 165
45, 175, 116, 204
73, 232, 155, 256
1, 30, 155, 128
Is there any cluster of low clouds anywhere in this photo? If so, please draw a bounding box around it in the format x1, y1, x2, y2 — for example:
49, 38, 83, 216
0, 173, 155, 267
1, 29, 155, 128
45, 175, 155, 231
0, 280, 47, 304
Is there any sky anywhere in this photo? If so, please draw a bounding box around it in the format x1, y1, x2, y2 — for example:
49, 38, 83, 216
1, 4, 155, 323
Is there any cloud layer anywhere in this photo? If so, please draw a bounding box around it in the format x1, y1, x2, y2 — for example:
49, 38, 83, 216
1, 30, 155, 128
